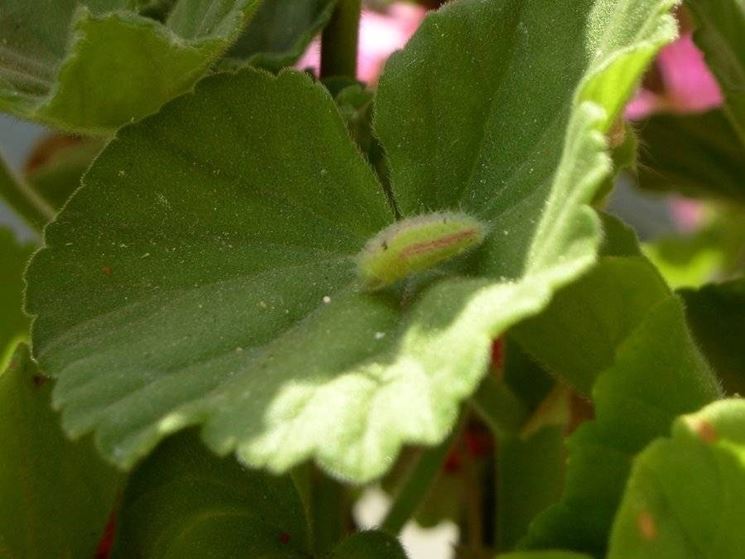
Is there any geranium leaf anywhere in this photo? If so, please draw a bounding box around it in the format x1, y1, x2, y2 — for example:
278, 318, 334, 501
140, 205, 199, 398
0, 0, 258, 134
522, 294, 720, 555
112, 431, 311, 558
608, 399, 745, 558
27, 0, 678, 483
0, 344, 121, 559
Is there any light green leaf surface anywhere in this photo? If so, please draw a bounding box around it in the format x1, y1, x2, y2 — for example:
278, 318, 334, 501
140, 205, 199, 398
686, 0, 745, 145
112, 431, 310, 559
522, 295, 720, 555
0, 344, 120, 559
27, 0, 677, 482
0, 229, 34, 361
680, 279, 745, 394
0, 0, 258, 133
608, 399, 745, 558
635, 109, 745, 204
225, 0, 337, 71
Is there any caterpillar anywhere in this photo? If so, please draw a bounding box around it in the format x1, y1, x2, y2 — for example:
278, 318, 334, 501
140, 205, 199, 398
356, 211, 486, 290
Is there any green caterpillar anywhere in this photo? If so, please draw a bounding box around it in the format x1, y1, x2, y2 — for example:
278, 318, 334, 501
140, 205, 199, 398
356, 211, 486, 290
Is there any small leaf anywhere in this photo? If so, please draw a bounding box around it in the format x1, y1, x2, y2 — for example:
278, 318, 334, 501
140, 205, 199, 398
680, 279, 745, 394
225, 0, 337, 71
112, 431, 311, 558
635, 109, 745, 204
0, 0, 259, 133
0, 229, 34, 360
608, 399, 745, 558
0, 344, 121, 559
330, 531, 409, 559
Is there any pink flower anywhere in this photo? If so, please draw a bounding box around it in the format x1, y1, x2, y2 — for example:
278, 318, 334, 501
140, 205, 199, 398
626, 34, 722, 119
297, 2, 427, 83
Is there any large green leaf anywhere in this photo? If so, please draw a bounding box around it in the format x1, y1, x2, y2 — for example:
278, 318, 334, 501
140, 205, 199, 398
635, 109, 745, 204
0, 0, 258, 134
0, 344, 120, 559
522, 296, 720, 556
26, 0, 677, 482
686, 0, 745, 145
225, 0, 337, 71
608, 399, 745, 558
680, 279, 745, 394
112, 431, 311, 558
0, 229, 34, 361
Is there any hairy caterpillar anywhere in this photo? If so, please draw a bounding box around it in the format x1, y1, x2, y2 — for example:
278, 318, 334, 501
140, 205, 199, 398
356, 211, 486, 290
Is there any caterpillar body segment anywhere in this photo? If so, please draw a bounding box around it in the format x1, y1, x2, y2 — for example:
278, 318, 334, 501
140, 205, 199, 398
356, 212, 486, 290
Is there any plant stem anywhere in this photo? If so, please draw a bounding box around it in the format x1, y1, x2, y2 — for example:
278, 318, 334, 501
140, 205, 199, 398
0, 152, 54, 232
320, 0, 361, 79
381, 427, 460, 535
470, 375, 528, 439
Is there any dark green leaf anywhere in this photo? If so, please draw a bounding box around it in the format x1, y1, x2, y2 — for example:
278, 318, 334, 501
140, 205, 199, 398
686, 0, 745, 145
0, 344, 121, 559
513, 256, 670, 394
0, 0, 259, 133
497, 427, 566, 550
680, 279, 745, 394
635, 109, 745, 204
225, 0, 337, 71
608, 399, 745, 558
27, 0, 678, 482
112, 431, 311, 558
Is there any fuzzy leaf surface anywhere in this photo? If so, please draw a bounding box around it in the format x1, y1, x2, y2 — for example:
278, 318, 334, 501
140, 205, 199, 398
27, 0, 677, 482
